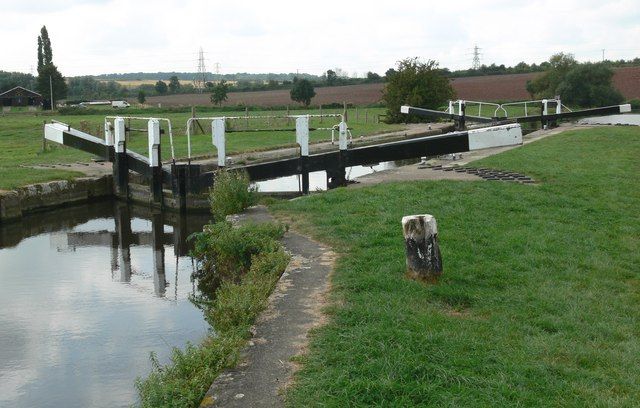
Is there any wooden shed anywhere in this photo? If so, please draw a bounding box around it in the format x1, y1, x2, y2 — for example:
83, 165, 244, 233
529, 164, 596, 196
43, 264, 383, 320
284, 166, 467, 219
0, 86, 43, 107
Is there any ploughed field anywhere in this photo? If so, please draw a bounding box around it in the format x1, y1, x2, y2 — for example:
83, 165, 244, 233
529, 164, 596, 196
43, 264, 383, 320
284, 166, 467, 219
140, 67, 640, 107
142, 83, 387, 107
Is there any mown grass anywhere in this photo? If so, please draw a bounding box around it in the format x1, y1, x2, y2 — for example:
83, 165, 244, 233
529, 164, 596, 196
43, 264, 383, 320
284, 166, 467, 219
0, 107, 401, 190
271, 126, 640, 406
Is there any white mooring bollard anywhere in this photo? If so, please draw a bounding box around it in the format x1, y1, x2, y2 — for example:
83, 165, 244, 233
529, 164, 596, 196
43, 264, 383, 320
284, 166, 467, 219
148, 119, 161, 167
338, 121, 348, 150
295, 115, 310, 194
212, 118, 226, 167
147, 119, 162, 205
402, 214, 443, 282
114, 117, 126, 153
295, 116, 310, 156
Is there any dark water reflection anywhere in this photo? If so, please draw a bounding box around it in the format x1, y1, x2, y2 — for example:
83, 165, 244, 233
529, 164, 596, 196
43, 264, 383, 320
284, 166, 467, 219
0, 201, 211, 408
256, 159, 421, 192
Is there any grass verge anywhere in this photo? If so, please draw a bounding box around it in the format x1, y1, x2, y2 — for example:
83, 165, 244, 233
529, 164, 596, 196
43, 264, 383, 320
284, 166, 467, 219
136, 172, 290, 407
270, 126, 640, 406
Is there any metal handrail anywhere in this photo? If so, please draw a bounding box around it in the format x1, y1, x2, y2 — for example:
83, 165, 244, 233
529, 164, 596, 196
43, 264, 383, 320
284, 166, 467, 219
186, 114, 346, 160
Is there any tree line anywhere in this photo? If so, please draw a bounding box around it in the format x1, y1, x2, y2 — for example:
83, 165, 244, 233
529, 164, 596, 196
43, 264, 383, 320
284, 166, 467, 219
1, 26, 634, 112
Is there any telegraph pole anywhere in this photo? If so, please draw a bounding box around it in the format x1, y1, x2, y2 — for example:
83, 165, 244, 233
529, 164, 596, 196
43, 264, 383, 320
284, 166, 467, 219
49, 75, 54, 110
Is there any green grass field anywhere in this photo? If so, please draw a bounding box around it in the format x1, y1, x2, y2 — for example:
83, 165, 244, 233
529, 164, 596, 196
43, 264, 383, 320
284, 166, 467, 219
271, 126, 640, 406
0, 107, 400, 190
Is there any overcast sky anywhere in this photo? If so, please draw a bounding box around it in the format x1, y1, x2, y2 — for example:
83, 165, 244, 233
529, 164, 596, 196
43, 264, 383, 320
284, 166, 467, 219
2, 0, 639, 77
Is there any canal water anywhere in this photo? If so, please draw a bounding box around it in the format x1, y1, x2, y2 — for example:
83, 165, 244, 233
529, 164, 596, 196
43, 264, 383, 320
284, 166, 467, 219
0, 201, 211, 408
256, 159, 419, 192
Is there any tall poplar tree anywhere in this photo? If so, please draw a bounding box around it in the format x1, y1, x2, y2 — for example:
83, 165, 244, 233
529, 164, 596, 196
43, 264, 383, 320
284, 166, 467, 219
36, 25, 67, 109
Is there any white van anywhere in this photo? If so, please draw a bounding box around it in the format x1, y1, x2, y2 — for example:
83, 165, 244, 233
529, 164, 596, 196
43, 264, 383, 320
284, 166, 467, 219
111, 100, 130, 108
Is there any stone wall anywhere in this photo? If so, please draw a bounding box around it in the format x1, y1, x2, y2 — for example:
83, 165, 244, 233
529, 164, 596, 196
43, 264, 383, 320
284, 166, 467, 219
0, 175, 113, 223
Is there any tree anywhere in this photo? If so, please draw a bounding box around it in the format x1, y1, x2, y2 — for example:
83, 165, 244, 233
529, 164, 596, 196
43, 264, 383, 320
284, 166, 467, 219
168, 75, 181, 93
326, 69, 337, 86
385, 68, 397, 81
137, 90, 146, 104
526, 52, 577, 98
155, 80, 168, 95
0, 71, 35, 93
210, 80, 229, 106
556, 63, 623, 107
366, 72, 381, 82
36, 64, 67, 109
290, 79, 316, 106
41, 26, 53, 66
36, 26, 66, 109
526, 53, 623, 107
382, 57, 455, 123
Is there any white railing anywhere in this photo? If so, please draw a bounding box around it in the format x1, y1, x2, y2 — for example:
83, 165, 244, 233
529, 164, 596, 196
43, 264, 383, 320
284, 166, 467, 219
104, 116, 175, 161
185, 113, 347, 161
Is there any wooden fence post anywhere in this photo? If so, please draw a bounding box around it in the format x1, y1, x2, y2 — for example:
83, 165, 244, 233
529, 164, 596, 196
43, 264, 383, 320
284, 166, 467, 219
42, 120, 47, 152
402, 214, 442, 282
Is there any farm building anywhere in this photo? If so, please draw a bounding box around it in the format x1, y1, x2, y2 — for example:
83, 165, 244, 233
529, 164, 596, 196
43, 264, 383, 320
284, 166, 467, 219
0, 86, 43, 107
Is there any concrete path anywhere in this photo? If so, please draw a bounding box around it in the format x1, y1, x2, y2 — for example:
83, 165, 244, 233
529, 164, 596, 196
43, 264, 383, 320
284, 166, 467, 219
200, 206, 334, 407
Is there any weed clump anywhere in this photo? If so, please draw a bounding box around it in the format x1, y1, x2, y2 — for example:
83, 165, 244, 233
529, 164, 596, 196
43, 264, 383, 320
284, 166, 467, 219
137, 192, 289, 407
191, 221, 286, 299
209, 170, 257, 221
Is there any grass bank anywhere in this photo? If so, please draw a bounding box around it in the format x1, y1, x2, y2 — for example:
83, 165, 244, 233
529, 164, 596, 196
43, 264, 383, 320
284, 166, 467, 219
136, 171, 290, 407
271, 126, 640, 406
0, 107, 401, 190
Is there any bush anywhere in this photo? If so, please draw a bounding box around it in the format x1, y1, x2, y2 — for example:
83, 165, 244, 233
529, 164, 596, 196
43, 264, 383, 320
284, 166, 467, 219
557, 63, 624, 107
290, 78, 316, 106
191, 221, 286, 298
383, 57, 454, 123
627, 98, 640, 111
209, 170, 257, 221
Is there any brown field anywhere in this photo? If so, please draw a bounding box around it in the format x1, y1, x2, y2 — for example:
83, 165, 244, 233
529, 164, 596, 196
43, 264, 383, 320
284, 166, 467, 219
451, 67, 640, 101
106, 79, 202, 87
137, 67, 640, 107
140, 83, 385, 107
